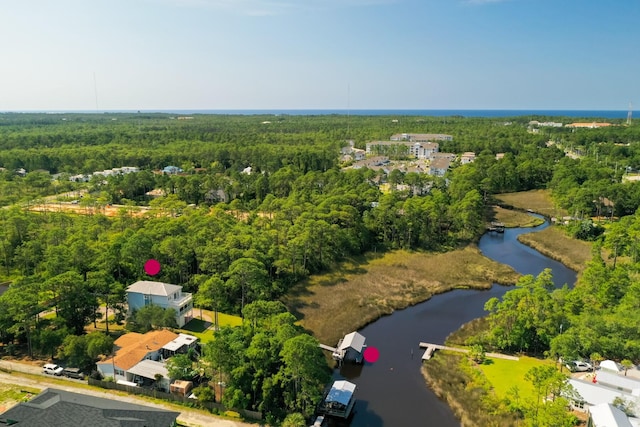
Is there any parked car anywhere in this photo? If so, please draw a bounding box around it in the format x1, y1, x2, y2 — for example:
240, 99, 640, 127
566, 360, 593, 372
62, 367, 84, 379
43, 363, 64, 376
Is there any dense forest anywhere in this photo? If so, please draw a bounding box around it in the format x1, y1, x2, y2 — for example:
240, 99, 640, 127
2, 112, 640, 423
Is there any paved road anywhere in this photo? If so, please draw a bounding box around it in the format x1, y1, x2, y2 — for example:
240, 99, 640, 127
0, 360, 256, 427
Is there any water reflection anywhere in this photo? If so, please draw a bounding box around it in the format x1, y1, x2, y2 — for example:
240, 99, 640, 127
331, 217, 576, 427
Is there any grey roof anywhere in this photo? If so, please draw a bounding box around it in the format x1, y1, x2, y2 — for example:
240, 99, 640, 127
127, 280, 182, 296
326, 380, 356, 406
590, 403, 633, 427
568, 378, 639, 415
127, 359, 169, 380
0, 388, 179, 427
339, 332, 366, 353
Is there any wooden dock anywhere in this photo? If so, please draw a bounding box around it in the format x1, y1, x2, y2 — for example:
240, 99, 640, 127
419, 342, 519, 361
319, 344, 337, 353
487, 221, 505, 233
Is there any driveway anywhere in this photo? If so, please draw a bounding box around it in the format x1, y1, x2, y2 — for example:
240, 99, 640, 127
0, 360, 257, 427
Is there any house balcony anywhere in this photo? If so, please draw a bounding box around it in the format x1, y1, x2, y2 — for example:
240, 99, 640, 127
168, 293, 192, 311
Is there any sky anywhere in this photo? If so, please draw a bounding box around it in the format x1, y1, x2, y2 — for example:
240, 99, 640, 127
1, 0, 639, 111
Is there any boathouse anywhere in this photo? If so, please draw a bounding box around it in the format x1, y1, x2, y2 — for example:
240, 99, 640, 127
318, 380, 357, 419
487, 221, 505, 233
332, 331, 366, 363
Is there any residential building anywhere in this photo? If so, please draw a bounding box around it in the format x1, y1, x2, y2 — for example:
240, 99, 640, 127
126, 280, 193, 327
390, 133, 453, 142
588, 403, 635, 427
460, 152, 476, 164
96, 329, 197, 387
568, 375, 640, 416
566, 122, 612, 129
430, 158, 451, 177
366, 141, 439, 159
162, 165, 183, 175
0, 387, 179, 427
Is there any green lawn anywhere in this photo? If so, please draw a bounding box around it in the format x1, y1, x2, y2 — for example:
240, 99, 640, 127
478, 356, 558, 402
180, 310, 242, 342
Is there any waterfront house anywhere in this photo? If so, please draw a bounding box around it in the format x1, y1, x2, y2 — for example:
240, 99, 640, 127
126, 280, 193, 328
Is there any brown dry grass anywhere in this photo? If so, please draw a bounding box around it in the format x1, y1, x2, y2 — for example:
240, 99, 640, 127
286, 247, 520, 346
494, 189, 568, 218
517, 226, 593, 272
489, 206, 545, 228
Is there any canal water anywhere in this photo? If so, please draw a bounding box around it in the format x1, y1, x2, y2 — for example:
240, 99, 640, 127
334, 217, 577, 427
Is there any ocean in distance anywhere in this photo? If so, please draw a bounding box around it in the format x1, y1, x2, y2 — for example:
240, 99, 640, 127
157, 109, 634, 119
14, 109, 636, 119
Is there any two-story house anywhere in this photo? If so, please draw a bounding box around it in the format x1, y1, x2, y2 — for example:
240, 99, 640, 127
126, 280, 193, 327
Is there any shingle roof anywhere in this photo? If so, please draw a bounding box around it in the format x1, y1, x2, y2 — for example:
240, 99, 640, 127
102, 330, 178, 371
0, 388, 179, 427
126, 280, 182, 296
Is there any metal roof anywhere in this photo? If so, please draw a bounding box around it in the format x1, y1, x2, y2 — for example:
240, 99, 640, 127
163, 333, 198, 352
339, 332, 366, 353
589, 403, 633, 427
126, 280, 182, 296
326, 380, 356, 406
127, 359, 169, 380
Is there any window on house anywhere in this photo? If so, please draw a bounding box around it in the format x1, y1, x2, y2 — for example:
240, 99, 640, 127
144, 294, 151, 305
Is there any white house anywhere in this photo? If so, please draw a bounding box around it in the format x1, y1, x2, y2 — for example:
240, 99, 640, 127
126, 280, 193, 328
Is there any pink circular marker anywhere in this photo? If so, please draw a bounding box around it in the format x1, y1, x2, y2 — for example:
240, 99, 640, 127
363, 346, 380, 363
144, 259, 161, 276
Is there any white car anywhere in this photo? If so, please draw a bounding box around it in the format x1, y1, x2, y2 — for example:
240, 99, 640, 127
566, 360, 593, 372
43, 363, 64, 376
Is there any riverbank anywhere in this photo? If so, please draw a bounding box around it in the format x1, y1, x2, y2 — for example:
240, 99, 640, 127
287, 245, 520, 347
494, 189, 568, 218
517, 226, 593, 272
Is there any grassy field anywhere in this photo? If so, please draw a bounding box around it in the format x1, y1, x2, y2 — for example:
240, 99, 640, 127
0, 384, 40, 414
517, 226, 594, 272
494, 189, 568, 218
477, 355, 557, 402
287, 247, 520, 346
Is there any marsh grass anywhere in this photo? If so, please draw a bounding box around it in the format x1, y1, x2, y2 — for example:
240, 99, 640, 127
494, 189, 567, 218
489, 206, 545, 228
517, 226, 593, 272
287, 247, 520, 346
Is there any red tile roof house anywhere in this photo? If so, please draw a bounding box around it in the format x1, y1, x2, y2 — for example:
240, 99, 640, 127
96, 329, 197, 389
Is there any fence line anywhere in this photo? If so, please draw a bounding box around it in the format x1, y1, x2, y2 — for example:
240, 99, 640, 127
88, 378, 262, 420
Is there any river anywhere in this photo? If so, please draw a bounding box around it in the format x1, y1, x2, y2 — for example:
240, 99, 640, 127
333, 217, 577, 427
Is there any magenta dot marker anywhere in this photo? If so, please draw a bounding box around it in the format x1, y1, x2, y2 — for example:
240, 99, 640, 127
363, 346, 380, 363
144, 259, 161, 276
